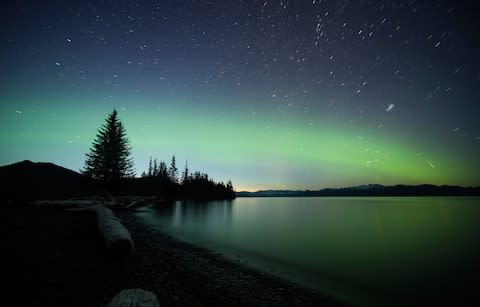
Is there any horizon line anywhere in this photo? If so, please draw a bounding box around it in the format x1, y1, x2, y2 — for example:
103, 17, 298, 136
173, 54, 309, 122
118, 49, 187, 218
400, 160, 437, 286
2, 160, 480, 192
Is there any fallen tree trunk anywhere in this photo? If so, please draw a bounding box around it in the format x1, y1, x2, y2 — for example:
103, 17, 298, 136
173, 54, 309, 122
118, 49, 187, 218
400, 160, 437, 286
35, 199, 134, 255
90, 205, 134, 255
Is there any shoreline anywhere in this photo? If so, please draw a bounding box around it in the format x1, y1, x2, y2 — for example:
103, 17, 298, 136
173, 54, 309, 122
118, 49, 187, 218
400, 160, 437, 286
10, 203, 344, 306
112, 209, 345, 306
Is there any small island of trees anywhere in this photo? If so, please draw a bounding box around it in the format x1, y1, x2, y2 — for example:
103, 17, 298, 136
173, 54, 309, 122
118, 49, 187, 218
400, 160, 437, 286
82, 109, 235, 200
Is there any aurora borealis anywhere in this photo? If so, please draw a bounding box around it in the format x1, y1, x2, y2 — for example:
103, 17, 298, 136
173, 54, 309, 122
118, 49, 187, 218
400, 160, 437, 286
2, 1, 479, 191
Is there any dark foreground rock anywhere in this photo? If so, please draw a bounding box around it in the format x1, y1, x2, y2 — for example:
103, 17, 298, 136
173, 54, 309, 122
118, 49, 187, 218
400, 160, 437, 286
9, 202, 344, 307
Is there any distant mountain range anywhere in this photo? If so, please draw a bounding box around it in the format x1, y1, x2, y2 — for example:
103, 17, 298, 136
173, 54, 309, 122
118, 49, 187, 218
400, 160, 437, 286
236, 184, 480, 197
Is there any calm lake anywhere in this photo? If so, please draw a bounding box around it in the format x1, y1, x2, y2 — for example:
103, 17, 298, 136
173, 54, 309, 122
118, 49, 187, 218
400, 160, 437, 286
136, 197, 480, 306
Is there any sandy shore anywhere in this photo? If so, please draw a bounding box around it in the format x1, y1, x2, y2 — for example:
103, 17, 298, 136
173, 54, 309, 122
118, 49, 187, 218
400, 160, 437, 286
10, 202, 344, 306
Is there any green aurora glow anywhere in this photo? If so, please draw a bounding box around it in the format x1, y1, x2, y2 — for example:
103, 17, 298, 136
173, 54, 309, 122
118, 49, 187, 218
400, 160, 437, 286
3, 1, 480, 191
1, 90, 478, 191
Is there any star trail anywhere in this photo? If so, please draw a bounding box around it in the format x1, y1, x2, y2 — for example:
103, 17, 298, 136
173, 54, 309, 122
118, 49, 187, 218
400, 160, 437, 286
2, 0, 479, 190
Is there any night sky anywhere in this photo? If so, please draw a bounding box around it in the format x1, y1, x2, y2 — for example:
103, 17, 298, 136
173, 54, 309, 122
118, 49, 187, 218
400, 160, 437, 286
2, 0, 479, 191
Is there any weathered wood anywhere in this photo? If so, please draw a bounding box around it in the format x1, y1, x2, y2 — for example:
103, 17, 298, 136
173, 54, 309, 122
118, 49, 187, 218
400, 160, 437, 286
105, 289, 160, 307
34, 199, 134, 255
90, 204, 134, 255
123, 200, 140, 208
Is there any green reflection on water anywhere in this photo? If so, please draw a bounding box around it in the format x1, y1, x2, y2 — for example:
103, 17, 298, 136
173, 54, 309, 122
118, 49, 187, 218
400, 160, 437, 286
139, 197, 480, 306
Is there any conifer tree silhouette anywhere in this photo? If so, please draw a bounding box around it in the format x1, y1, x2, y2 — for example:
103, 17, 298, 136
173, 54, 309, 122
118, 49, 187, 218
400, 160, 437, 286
181, 159, 189, 184
83, 109, 135, 182
148, 156, 153, 177
168, 155, 178, 183
159, 161, 167, 179
153, 158, 158, 176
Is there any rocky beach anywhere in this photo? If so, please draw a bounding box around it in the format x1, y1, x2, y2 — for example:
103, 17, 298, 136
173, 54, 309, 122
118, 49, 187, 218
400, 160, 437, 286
10, 201, 344, 306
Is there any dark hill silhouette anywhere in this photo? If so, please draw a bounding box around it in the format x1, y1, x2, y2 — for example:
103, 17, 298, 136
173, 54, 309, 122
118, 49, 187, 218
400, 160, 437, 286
0, 160, 235, 201
1, 160, 80, 179
0, 160, 96, 200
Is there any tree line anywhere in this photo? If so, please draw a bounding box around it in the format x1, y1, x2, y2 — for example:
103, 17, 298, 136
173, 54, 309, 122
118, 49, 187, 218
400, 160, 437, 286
140, 156, 235, 199
141, 156, 177, 182
82, 109, 235, 199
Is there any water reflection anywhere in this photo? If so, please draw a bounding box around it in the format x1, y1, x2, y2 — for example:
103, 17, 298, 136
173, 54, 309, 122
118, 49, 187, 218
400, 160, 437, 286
149, 199, 234, 229
172, 200, 233, 227
138, 197, 480, 307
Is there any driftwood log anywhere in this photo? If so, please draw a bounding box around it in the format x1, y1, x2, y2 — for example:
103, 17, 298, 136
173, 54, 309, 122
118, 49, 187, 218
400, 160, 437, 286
35, 200, 134, 255
105, 289, 160, 307
90, 204, 134, 255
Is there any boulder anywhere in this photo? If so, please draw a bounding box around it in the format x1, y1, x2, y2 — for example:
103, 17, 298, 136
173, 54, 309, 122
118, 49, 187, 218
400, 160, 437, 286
105, 288, 160, 307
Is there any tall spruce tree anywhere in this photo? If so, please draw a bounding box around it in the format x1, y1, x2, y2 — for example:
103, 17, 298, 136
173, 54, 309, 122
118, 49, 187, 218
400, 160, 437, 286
159, 161, 167, 179
181, 159, 189, 185
148, 157, 153, 177
83, 109, 135, 182
153, 158, 158, 176
168, 155, 178, 183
